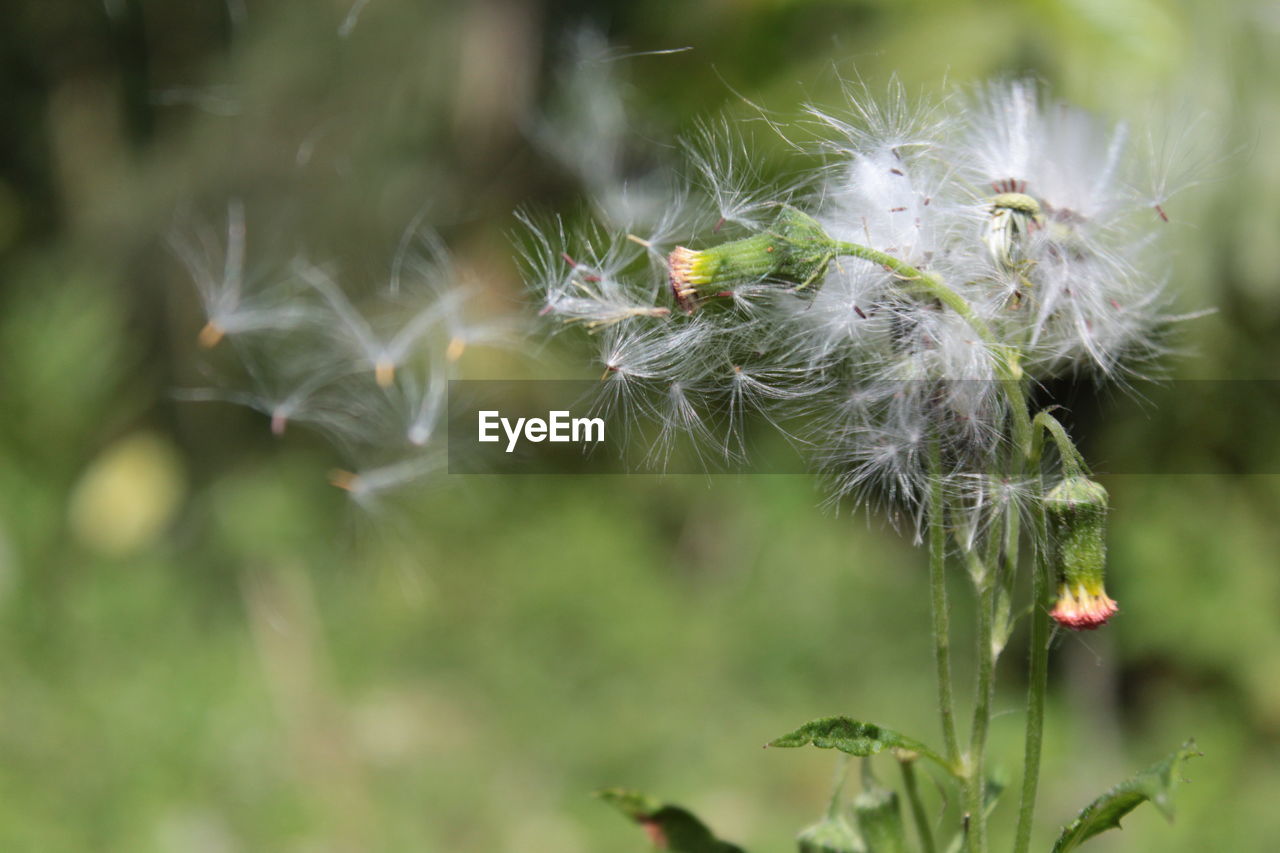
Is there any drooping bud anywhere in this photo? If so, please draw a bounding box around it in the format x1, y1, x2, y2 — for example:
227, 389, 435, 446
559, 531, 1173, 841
852, 785, 908, 853
668, 205, 838, 313
983, 189, 1044, 270
1045, 476, 1117, 630
797, 812, 864, 853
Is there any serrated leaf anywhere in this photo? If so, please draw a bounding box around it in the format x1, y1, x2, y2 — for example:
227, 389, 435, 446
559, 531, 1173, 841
596, 789, 747, 853
767, 717, 955, 776
1051, 741, 1200, 853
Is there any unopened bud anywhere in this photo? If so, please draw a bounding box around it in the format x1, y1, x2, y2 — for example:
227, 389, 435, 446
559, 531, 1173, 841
1045, 476, 1117, 630
853, 785, 908, 853
668, 206, 838, 313
798, 813, 864, 853
983, 190, 1044, 269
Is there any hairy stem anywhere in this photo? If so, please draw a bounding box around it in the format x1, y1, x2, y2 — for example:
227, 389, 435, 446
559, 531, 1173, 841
1005, 377, 1034, 462
965, 547, 996, 853
828, 243, 1054, 849
927, 438, 961, 766
1032, 410, 1087, 476
1013, 408, 1088, 852
899, 756, 937, 853
1013, 492, 1050, 853
834, 242, 995, 342
833, 242, 1031, 450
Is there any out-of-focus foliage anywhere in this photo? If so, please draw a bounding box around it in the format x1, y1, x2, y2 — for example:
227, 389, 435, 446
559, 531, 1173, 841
1, 0, 1278, 851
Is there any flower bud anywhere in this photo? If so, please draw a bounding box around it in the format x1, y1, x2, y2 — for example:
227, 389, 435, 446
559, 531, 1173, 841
798, 812, 864, 853
853, 785, 908, 853
983, 189, 1044, 270
1045, 476, 1117, 630
668, 205, 838, 312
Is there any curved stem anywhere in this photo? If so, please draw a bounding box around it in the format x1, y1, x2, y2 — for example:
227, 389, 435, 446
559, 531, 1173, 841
832, 242, 1030, 446
927, 437, 961, 766
1032, 410, 1088, 477
834, 242, 996, 343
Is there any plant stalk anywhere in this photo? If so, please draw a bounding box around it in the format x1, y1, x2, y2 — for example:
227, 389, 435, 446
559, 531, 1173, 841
1013, 406, 1088, 853
927, 437, 961, 767
834, 242, 995, 346
899, 756, 937, 853
965, 546, 996, 853
1012, 494, 1050, 853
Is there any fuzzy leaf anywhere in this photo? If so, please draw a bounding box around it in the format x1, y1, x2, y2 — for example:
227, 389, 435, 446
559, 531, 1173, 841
768, 717, 953, 774
597, 789, 746, 853
1050, 741, 1200, 853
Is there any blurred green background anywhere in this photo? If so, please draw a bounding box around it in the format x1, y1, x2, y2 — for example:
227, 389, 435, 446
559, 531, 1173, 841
2, 0, 1279, 850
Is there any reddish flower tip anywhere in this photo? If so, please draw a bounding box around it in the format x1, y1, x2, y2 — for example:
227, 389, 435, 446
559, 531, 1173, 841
1051, 583, 1118, 630
641, 818, 668, 848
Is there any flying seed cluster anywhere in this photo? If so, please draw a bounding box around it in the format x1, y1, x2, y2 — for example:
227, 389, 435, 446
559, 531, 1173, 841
172, 204, 511, 509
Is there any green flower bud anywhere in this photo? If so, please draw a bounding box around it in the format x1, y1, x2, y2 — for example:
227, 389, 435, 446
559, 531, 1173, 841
852, 785, 908, 853
1045, 476, 1117, 630
668, 206, 838, 312
798, 812, 864, 853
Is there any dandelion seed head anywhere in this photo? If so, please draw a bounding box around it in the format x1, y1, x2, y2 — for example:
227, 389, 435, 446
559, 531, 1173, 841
524, 71, 1201, 509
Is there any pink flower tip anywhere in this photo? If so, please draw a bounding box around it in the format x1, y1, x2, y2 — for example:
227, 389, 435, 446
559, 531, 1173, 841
1051, 583, 1118, 630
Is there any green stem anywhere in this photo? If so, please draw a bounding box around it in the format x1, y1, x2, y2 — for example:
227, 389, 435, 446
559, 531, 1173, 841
834, 242, 995, 342
833, 241, 1030, 450
828, 756, 852, 819
1012, 479, 1051, 853
1005, 377, 1033, 461
1002, 495, 1022, 605
1031, 410, 1087, 477
899, 757, 937, 853
1012, 408, 1089, 853
831, 240, 1054, 851
927, 438, 961, 767
836, 242, 1023, 352
1013, 404, 1054, 850
965, 547, 996, 853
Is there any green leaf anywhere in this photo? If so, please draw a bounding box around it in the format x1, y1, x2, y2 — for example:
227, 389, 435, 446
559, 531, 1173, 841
597, 789, 747, 852
767, 717, 955, 775
1051, 741, 1200, 853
